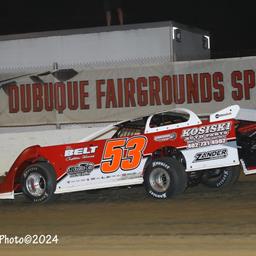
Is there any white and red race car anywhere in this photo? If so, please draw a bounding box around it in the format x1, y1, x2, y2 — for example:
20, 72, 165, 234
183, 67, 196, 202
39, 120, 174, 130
0, 105, 256, 203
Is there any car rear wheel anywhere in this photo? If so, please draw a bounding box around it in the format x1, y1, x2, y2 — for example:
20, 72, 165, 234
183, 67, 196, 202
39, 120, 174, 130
21, 162, 57, 203
144, 157, 187, 199
201, 165, 240, 188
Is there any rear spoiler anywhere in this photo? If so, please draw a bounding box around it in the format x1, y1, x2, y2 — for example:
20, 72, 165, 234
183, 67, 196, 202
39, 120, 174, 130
210, 105, 240, 122
210, 105, 256, 123
237, 108, 256, 122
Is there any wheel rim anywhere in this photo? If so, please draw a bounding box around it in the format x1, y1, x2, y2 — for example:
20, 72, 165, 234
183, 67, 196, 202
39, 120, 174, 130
25, 172, 46, 197
149, 167, 171, 193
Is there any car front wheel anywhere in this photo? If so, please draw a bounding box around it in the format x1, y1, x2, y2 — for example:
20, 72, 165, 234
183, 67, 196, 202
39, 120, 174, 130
21, 162, 56, 203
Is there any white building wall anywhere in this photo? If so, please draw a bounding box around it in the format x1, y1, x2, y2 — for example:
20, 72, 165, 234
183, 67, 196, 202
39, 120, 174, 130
0, 27, 171, 69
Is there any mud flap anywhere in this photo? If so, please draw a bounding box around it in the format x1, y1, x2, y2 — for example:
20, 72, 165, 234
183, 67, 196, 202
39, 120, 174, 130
241, 159, 256, 175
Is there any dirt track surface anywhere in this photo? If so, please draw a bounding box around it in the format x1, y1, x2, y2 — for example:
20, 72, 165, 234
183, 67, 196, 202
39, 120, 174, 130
1, 174, 256, 256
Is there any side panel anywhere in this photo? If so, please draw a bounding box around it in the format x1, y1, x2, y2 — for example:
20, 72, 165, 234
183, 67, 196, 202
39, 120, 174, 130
182, 141, 239, 172
180, 120, 239, 171
145, 119, 239, 172
39, 136, 149, 194
55, 158, 148, 194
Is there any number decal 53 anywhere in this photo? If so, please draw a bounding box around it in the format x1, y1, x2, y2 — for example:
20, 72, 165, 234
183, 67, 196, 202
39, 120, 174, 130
101, 136, 147, 173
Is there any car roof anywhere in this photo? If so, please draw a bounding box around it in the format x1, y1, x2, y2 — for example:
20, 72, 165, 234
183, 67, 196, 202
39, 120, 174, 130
115, 108, 195, 127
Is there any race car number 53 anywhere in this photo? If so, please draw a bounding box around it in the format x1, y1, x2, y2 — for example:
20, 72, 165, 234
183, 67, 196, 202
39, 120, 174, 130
101, 136, 147, 173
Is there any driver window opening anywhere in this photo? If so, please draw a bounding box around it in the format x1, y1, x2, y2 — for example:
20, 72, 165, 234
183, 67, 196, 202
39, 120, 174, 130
113, 116, 148, 138
150, 112, 189, 128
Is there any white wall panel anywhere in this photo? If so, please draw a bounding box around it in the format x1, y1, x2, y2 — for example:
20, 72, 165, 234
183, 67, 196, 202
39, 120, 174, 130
0, 27, 171, 69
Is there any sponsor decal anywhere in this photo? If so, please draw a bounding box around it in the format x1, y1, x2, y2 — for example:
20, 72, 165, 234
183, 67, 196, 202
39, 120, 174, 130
149, 190, 167, 199
215, 112, 231, 119
67, 162, 94, 177
193, 149, 228, 163
66, 155, 95, 161
64, 146, 98, 157
101, 136, 147, 173
216, 170, 229, 187
152, 161, 170, 169
154, 133, 177, 142
182, 122, 231, 148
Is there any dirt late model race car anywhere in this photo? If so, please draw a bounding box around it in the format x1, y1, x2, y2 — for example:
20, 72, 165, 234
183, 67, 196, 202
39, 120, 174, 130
0, 105, 256, 203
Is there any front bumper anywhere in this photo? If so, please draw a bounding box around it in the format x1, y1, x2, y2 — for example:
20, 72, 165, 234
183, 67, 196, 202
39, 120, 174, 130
0, 191, 14, 199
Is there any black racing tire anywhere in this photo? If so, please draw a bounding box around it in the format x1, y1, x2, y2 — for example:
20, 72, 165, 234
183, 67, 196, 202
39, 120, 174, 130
21, 162, 57, 203
144, 157, 187, 199
201, 165, 241, 189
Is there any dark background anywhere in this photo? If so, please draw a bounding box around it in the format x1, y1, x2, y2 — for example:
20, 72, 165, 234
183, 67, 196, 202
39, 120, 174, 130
0, 0, 254, 59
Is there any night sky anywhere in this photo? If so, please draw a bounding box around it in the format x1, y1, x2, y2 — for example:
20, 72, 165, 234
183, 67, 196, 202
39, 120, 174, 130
0, 0, 255, 59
